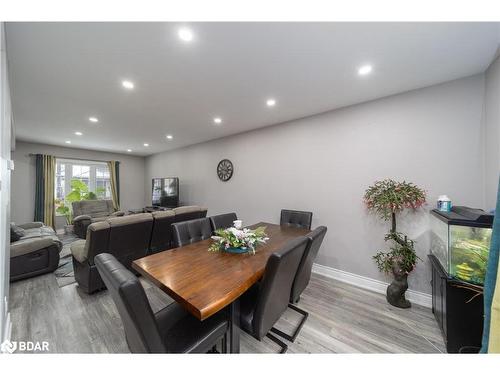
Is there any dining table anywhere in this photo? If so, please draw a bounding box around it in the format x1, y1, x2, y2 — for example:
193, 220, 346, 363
132, 221, 311, 353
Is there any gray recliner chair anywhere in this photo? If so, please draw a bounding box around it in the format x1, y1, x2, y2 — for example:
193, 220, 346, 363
72, 199, 125, 239
10, 222, 62, 281
71, 213, 154, 293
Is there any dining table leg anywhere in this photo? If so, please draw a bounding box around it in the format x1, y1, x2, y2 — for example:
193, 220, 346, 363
228, 299, 240, 353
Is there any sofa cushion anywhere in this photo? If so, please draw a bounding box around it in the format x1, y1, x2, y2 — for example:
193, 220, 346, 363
10, 224, 25, 243
72, 200, 114, 218
71, 240, 88, 263
90, 216, 109, 223
11, 237, 56, 258
152, 210, 175, 219
173, 206, 202, 215
22, 226, 58, 240
87, 220, 111, 233
107, 213, 153, 227
17, 222, 44, 230
79, 221, 111, 264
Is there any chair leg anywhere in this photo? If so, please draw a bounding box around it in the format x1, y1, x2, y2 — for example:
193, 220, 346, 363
266, 332, 288, 353
270, 303, 308, 343
222, 332, 228, 354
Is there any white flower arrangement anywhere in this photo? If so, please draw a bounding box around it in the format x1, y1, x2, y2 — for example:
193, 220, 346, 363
209, 225, 269, 254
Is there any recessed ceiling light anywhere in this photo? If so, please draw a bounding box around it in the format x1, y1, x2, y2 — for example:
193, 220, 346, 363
122, 80, 135, 90
127, 149, 132, 152
213, 117, 222, 124
266, 98, 276, 107
358, 65, 373, 76
178, 27, 194, 42
65, 140, 71, 144
166, 134, 173, 140
143, 143, 149, 147
75, 131, 83, 136
89, 117, 99, 123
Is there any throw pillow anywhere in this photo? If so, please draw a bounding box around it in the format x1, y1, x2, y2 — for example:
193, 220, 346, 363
10, 224, 25, 243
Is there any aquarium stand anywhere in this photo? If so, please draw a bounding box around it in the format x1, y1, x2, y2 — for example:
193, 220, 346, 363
429, 254, 484, 353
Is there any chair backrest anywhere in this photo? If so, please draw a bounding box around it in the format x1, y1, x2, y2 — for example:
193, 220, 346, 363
149, 210, 176, 253
172, 217, 212, 247
252, 236, 309, 339
84, 221, 111, 264
290, 226, 327, 303
95, 253, 165, 353
280, 209, 313, 230
72, 199, 114, 218
209, 213, 237, 231
106, 213, 154, 268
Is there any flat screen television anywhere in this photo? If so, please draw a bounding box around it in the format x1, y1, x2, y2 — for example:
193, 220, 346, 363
152, 177, 179, 208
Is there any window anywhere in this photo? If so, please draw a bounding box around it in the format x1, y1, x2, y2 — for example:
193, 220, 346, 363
95, 166, 111, 199
55, 159, 111, 202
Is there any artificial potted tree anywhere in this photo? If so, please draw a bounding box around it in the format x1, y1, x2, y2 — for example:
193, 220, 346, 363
364, 179, 426, 308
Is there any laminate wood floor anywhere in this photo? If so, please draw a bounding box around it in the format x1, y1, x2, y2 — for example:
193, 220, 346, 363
9, 271, 445, 353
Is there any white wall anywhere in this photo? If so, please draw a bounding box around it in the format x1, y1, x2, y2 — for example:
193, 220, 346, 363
0, 22, 13, 344
484, 56, 500, 210
11, 141, 146, 228
146, 75, 486, 294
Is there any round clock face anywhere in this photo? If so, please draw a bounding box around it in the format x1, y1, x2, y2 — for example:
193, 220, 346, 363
217, 159, 234, 181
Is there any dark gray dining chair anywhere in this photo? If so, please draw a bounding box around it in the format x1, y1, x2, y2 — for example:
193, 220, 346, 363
209, 213, 238, 231
239, 236, 309, 353
271, 226, 328, 343
172, 217, 213, 247
280, 209, 313, 230
95, 253, 228, 353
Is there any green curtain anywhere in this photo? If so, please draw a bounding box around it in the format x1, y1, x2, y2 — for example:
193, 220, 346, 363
34, 155, 44, 222
107, 160, 120, 211
34, 154, 56, 228
482, 175, 500, 352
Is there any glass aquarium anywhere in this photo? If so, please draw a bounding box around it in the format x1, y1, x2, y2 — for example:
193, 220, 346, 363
430, 206, 493, 286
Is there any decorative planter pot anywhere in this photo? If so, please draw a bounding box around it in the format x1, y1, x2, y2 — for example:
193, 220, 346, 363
225, 247, 249, 254
64, 224, 74, 235
386, 262, 411, 308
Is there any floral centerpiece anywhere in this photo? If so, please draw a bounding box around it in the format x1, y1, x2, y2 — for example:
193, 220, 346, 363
209, 224, 269, 254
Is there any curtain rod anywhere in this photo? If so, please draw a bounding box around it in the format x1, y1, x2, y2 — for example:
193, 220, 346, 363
28, 153, 120, 164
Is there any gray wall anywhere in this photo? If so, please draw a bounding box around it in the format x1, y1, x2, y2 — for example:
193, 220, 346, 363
1, 21, 12, 343
11, 141, 146, 228
484, 56, 500, 210
146, 75, 486, 294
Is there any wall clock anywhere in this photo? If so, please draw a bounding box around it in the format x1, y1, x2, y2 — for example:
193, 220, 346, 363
217, 159, 234, 181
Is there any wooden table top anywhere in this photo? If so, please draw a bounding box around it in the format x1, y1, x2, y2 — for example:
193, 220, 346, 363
132, 222, 310, 320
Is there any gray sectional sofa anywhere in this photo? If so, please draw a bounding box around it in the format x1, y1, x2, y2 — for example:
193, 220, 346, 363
70, 205, 207, 293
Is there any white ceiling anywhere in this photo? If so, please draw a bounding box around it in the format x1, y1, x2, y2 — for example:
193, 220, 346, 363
6, 22, 500, 156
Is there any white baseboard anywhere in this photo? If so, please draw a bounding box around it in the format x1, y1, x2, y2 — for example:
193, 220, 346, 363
312, 263, 432, 308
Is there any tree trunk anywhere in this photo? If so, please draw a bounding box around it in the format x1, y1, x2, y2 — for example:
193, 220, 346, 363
391, 212, 396, 233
